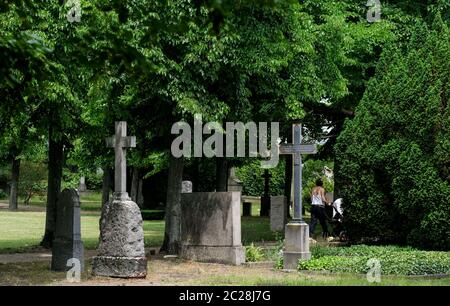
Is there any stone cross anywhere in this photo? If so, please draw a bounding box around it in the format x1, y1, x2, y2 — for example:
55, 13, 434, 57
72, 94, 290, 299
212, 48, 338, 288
106, 121, 136, 199
279, 123, 317, 222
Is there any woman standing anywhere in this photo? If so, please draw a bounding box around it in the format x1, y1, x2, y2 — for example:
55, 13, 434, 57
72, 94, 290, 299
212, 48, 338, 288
309, 178, 331, 238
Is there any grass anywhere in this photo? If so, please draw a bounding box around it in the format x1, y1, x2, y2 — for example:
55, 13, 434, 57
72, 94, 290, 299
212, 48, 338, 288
1, 260, 448, 286
0, 211, 277, 253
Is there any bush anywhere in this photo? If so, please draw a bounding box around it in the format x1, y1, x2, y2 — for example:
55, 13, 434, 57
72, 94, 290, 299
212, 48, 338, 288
245, 243, 264, 262
300, 245, 450, 275
335, 18, 450, 250
236, 159, 285, 197
18, 161, 47, 205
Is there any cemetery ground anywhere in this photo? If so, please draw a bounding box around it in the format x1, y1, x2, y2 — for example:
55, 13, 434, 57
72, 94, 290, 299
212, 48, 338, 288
0, 193, 449, 286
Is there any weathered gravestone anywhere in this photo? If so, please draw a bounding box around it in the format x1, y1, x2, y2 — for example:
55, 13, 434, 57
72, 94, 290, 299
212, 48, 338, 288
78, 176, 87, 192
279, 123, 317, 269
182, 180, 193, 193
227, 168, 243, 192
180, 192, 245, 265
51, 188, 84, 271
270, 196, 288, 232
92, 121, 147, 278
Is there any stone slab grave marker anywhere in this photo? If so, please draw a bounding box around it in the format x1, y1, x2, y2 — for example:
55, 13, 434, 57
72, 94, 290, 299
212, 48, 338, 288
180, 192, 245, 265
92, 121, 147, 278
227, 167, 243, 192
279, 123, 317, 269
270, 196, 288, 232
260, 170, 271, 216
51, 188, 84, 271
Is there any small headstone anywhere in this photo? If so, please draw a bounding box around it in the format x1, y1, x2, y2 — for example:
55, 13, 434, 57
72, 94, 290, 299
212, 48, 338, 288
181, 180, 193, 193
270, 196, 287, 231
180, 192, 245, 265
51, 188, 84, 272
227, 168, 243, 192
243, 202, 252, 217
78, 176, 87, 192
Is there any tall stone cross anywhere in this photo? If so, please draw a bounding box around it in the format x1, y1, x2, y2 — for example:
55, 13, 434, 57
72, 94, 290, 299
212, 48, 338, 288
279, 123, 317, 222
106, 121, 136, 199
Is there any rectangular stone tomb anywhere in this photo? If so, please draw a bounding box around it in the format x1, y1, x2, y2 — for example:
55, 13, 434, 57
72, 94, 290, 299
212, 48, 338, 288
180, 192, 245, 265
270, 196, 288, 232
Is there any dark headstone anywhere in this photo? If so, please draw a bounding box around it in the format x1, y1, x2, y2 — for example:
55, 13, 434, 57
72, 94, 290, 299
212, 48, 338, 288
51, 188, 84, 271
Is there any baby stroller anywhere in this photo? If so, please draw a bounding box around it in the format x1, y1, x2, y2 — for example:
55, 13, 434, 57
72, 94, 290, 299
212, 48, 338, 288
329, 198, 346, 241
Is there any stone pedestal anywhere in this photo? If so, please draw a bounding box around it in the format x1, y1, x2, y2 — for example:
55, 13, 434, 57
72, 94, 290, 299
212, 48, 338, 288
283, 221, 311, 270
92, 193, 147, 278
180, 192, 245, 265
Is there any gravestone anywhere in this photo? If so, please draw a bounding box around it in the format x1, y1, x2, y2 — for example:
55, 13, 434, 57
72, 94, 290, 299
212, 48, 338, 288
182, 180, 193, 193
227, 168, 243, 192
51, 188, 84, 271
243, 202, 252, 217
78, 176, 87, 192
279, 123, 317, 269
270, 196, 287, 232
180, 192, 245, 265
92, 121, 147, 278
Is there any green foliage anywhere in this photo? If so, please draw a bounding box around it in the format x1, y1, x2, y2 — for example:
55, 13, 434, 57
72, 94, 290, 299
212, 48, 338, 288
245, 243, 264, 262
300, 245, 450, 275
18, 161, 47, 205
335, 16, 450, 250
236, 159, 285, 197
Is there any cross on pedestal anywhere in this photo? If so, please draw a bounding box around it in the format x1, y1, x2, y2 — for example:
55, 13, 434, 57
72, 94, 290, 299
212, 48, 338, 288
106, 121, 136, 200
279, 124, 317, 223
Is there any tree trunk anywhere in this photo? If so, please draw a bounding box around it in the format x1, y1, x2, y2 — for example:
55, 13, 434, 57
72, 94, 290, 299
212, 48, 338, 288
284, 155, 292, 218
8, 158, 20, 211
101, 167, 112, 207
130, 167, 139, 204
161, 155, 184, 254
137, 178, 144, 207
215, 157, 228, 191
40, 130, 63, 248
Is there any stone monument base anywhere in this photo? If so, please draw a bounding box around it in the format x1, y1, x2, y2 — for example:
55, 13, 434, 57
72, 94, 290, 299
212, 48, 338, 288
92, 194, 147, 278
283, 221, 311, 270
92, 256, 147, 278
181, 245, 245, 266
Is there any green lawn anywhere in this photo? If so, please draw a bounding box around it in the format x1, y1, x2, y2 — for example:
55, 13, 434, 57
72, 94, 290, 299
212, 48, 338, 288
0, 210, 279, 253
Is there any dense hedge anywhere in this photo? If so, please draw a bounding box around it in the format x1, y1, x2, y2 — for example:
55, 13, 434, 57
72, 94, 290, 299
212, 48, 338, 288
299, 245, 450, 275
236, 159, 285, 197
335, 17, 450, 250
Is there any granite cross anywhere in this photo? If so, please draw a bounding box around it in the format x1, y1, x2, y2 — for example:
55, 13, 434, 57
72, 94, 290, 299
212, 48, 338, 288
106, 121, 136, 199
279, 123, 317, 222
